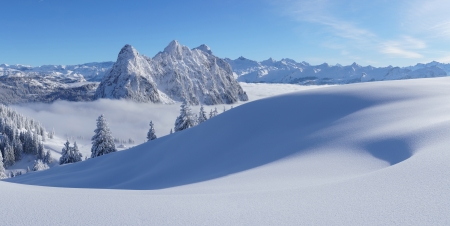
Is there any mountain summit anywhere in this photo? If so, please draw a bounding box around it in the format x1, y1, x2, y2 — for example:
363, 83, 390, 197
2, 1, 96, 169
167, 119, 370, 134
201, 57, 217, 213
95, 41, 248, 105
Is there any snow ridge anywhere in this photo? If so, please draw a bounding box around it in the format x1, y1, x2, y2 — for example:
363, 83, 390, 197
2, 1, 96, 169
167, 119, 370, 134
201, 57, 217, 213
95, 41, 248, 105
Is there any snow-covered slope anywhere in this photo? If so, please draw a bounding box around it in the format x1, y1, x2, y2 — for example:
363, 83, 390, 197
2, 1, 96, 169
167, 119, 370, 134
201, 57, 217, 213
2, 77, 450, 225
96, 41, 248, 105
226, 57, 449, 84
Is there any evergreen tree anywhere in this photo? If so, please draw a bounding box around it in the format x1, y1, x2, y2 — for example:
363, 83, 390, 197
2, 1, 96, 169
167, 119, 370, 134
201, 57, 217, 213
3, 143, 15, 168
13, 137, 23, 161
209, 109, 214, 119
48, 128, 55, 139
146, 121, 157, 141
198, 106, 208, 124
37, 142, 45, 160
44, 150, 53, 164
72, 142, 82, 163
59, 140, 71, 165
32, 159, 49, 171
174, 103, 197, 132
170, 129, 173, 134
0, 151, 7, 179
91, 115, 116, 158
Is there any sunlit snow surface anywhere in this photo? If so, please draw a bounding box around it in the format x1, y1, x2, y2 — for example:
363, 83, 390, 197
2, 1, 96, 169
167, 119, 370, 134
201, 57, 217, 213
3, 79, 450, 225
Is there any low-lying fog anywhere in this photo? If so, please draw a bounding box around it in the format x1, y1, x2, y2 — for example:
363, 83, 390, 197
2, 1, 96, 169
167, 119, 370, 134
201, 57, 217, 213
10, 83, 324, 148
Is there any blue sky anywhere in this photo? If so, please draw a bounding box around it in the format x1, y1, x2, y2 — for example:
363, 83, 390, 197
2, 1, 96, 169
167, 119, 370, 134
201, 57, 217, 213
2, 0, 450, 67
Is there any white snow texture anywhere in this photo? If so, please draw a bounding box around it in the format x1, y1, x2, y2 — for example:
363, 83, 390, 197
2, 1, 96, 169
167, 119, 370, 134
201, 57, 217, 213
2, 77, 450, 225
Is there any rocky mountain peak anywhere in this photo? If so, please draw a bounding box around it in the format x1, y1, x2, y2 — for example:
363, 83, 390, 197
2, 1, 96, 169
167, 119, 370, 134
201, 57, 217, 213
118, 44, 140, 61
163, 40, 183, 55
193, 44, 212, 55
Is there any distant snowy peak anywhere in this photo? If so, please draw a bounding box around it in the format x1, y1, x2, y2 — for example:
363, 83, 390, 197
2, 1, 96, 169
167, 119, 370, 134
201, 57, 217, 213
0, 61, 114, 82
226, 57, 449, 85
95, 41, 248, 105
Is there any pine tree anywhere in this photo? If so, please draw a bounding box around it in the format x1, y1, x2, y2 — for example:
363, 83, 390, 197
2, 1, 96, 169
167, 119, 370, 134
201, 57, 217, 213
3, 143, 15, 168
174, 103, 197, 132
44, 150, 53, 164
32, 159, 49, 171
198, 106, 208, 124
37, 142, 45, 160
91, 115, 116, 158
0, 151, 7, 179
72, 141, 82, 163
209, 109, 214, 119
13, 137, 23, 161
170, 129, 173, 134
59, 140, 72, 165
146, 121, 157, 141
48, 128, 55, 139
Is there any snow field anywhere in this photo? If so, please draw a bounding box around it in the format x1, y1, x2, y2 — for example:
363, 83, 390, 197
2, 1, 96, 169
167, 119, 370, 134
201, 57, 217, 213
2, 78, 450, 225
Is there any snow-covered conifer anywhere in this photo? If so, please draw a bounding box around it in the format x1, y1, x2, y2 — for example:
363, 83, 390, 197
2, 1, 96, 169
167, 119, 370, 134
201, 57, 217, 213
32, 159, 49, 171
174, 103, 197, 132
146, 121, 157, 141
198, 106, 208, 124
48, 128, 55, 139
91, 115, 116, 158
37, 142, 45, 160
59, 140, 73, 165
44, 150, 53, 164
3, 143, 15, 168
72, 142, 82, 163
170, 129, 173, 134
0, 151, 7, 179
13, 137, 23, 161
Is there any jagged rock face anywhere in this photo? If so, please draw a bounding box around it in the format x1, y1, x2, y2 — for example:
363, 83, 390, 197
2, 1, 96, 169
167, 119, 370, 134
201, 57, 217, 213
95, 41, 248, 105
226, 57, 449, 85
94, 45, 167, 103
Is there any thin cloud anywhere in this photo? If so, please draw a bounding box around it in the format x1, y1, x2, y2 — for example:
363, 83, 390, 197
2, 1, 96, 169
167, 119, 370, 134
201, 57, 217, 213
380, 36, 425, 59
403, 0, 450, 39
381, 46, 423, 59
280, 0, 375, 42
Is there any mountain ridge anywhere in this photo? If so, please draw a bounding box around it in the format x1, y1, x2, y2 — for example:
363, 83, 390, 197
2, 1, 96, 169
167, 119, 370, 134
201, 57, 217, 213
95, 41, 249, 105
225, 57, 449, 84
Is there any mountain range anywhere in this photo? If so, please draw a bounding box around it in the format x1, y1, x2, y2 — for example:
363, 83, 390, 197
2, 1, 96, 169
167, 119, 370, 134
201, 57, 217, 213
226, 57, 450, 85
1, 42, 449, 104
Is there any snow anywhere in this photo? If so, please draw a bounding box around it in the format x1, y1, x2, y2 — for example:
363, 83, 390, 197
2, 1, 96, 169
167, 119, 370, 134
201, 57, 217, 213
96, 41, 248, 105
2, 78, 450, 225
226, 57, 450, 84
